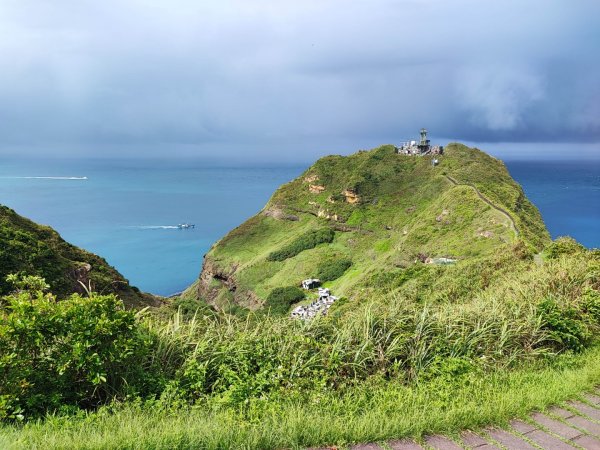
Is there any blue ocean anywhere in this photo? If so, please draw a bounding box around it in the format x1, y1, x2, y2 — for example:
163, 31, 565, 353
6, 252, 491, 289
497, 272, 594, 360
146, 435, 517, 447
0, 158, 598, 295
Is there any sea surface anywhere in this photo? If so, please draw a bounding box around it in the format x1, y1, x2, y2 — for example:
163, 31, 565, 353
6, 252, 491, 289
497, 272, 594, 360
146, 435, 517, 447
0, 158, 598, 295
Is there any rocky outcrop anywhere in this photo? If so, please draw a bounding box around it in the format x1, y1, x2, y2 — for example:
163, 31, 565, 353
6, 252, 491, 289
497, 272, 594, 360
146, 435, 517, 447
317, 209, 339, 221
342, 189, 360, 204
309, 184, 326, 194
262, 208, 299, 221
198, 258, 262, 310
71, 263, 92, 293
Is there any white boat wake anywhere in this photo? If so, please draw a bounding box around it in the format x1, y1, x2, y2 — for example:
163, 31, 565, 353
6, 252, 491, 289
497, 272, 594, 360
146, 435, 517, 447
132, 225, 180, 230
2, 176, 88, 180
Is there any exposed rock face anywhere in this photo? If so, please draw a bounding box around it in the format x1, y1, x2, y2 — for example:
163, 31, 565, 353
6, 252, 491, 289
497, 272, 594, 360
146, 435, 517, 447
263, 208, 299, 221
304, 174, 319, 183
198, 258, 262, 310
342, 189, 360, 204
71, 263, 92, 293
309, 184, 326, 194
436, 209, 450, 222
317, 209, 339, 221
477, 230, 494, 238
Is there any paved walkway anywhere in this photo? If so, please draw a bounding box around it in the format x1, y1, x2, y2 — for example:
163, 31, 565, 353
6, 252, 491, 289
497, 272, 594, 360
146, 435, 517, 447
346, 388, 600, 450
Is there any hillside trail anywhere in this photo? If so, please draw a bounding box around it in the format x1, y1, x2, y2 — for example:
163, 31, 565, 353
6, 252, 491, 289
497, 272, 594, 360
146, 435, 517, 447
316, 387, 600, 450
444, 175, 520, 238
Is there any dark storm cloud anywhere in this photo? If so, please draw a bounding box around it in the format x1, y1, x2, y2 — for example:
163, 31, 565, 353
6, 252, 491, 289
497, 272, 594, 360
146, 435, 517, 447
0, 0, 599, 161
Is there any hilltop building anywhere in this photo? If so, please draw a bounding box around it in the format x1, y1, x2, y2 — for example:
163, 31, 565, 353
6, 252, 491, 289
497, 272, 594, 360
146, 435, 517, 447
396, 128, 443, 156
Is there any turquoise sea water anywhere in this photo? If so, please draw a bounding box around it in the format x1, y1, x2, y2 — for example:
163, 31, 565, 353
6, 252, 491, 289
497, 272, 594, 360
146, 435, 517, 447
0, 158, 597, 295
0, 159, 303, 295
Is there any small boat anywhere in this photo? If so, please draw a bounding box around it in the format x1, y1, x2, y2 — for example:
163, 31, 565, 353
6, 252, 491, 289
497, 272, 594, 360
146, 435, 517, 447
177, 223, 195, 229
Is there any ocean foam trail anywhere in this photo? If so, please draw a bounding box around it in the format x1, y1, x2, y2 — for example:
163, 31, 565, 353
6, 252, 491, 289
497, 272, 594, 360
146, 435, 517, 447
134, 226, 180, 230
2, 176, 88, 180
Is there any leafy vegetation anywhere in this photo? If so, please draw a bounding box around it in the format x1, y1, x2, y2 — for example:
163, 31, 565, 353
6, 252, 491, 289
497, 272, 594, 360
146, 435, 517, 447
266, 228, 335, 261
0, 276, 156, 421
316, 258, 352, 281
3, 345, 600, 450
264, 286, 305, 314
0, 205, 155, 307
1, 242, 599, 447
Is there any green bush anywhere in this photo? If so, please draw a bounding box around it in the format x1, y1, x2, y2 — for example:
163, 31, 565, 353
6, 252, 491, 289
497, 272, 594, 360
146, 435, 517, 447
316, 258, 352, 282
171, 296, 213, 320
267, 229, 335, 262
538, 297, 591, 352
545, 237, 585, 260
0, 276, 153, 421
265, 286, 305, 315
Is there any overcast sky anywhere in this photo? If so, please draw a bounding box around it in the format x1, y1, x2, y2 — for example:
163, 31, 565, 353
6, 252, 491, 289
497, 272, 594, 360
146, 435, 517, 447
0, 0, 599, 163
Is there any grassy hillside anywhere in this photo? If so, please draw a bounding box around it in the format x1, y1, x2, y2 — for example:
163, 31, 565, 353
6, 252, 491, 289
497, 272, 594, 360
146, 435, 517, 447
2, 240, 598, 448
0, 205, 158, 307
198, 143, 550, 312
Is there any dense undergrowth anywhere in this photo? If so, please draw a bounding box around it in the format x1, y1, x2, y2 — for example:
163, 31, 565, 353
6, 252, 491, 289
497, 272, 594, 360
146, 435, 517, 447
1, 239, 598, 431
4, 345, 600, 449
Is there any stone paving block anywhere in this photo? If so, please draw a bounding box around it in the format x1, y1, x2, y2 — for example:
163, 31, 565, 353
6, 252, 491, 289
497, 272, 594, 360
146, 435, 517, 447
425, 435, 463, 450
485, 428, 537, 450
518, 429, 577, 450
550, 407, 577, 419
531, 412, 583, 440
350, 444, 382, 450
569, 401, 600, 422
387, 440, 424, 450
567, 415, 600, 436
585, 394, 600, 405
573, 434, 600, 450
461, 431, 494, 448
510, 419, 537, 434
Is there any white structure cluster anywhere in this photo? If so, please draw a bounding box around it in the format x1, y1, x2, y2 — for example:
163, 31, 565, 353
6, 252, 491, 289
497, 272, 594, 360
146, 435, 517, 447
291, 287, 338, 320
396, 128, 443, 156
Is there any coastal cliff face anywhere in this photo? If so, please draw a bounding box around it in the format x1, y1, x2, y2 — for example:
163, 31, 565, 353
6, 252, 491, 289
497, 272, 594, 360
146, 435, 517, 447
0, 205, 160, 308
196, 143, 551, 312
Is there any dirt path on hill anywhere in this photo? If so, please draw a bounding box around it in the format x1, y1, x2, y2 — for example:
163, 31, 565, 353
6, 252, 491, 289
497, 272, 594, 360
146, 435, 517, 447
444, 175, 520, 237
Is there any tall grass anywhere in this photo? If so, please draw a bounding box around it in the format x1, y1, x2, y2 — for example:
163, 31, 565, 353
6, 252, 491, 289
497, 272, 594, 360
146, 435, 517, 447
133, 251, 599, 407
2, 248, 598, 448
3, 345, 600, 449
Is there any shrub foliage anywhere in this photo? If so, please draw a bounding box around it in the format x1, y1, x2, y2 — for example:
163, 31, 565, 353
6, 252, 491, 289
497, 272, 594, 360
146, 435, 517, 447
0, 277, 153, 421
316, 258, 352, 282
266, 228, 335, 262
265, 286, 305, 315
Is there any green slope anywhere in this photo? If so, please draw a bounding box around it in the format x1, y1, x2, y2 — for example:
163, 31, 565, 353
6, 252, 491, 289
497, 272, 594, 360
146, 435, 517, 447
196, 143, 550, 312
0, 205, 159, 308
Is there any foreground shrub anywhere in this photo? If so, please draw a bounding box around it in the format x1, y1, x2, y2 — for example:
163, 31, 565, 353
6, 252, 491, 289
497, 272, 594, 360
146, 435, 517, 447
316, 258, 352, 282
267, 229, 335, 261
265, 286, 305, 315
0, 276, 153, 421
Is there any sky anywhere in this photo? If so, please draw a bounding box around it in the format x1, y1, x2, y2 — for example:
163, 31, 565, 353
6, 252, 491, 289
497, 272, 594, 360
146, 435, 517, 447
0, 0, 599, 163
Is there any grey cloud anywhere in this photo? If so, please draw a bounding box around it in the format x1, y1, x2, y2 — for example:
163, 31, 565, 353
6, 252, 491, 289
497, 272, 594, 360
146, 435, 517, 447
0, 0, 599, 161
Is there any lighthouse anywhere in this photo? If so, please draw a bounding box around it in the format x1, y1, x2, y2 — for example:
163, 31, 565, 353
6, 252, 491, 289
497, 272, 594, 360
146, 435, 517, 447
417, 128, 430, 153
